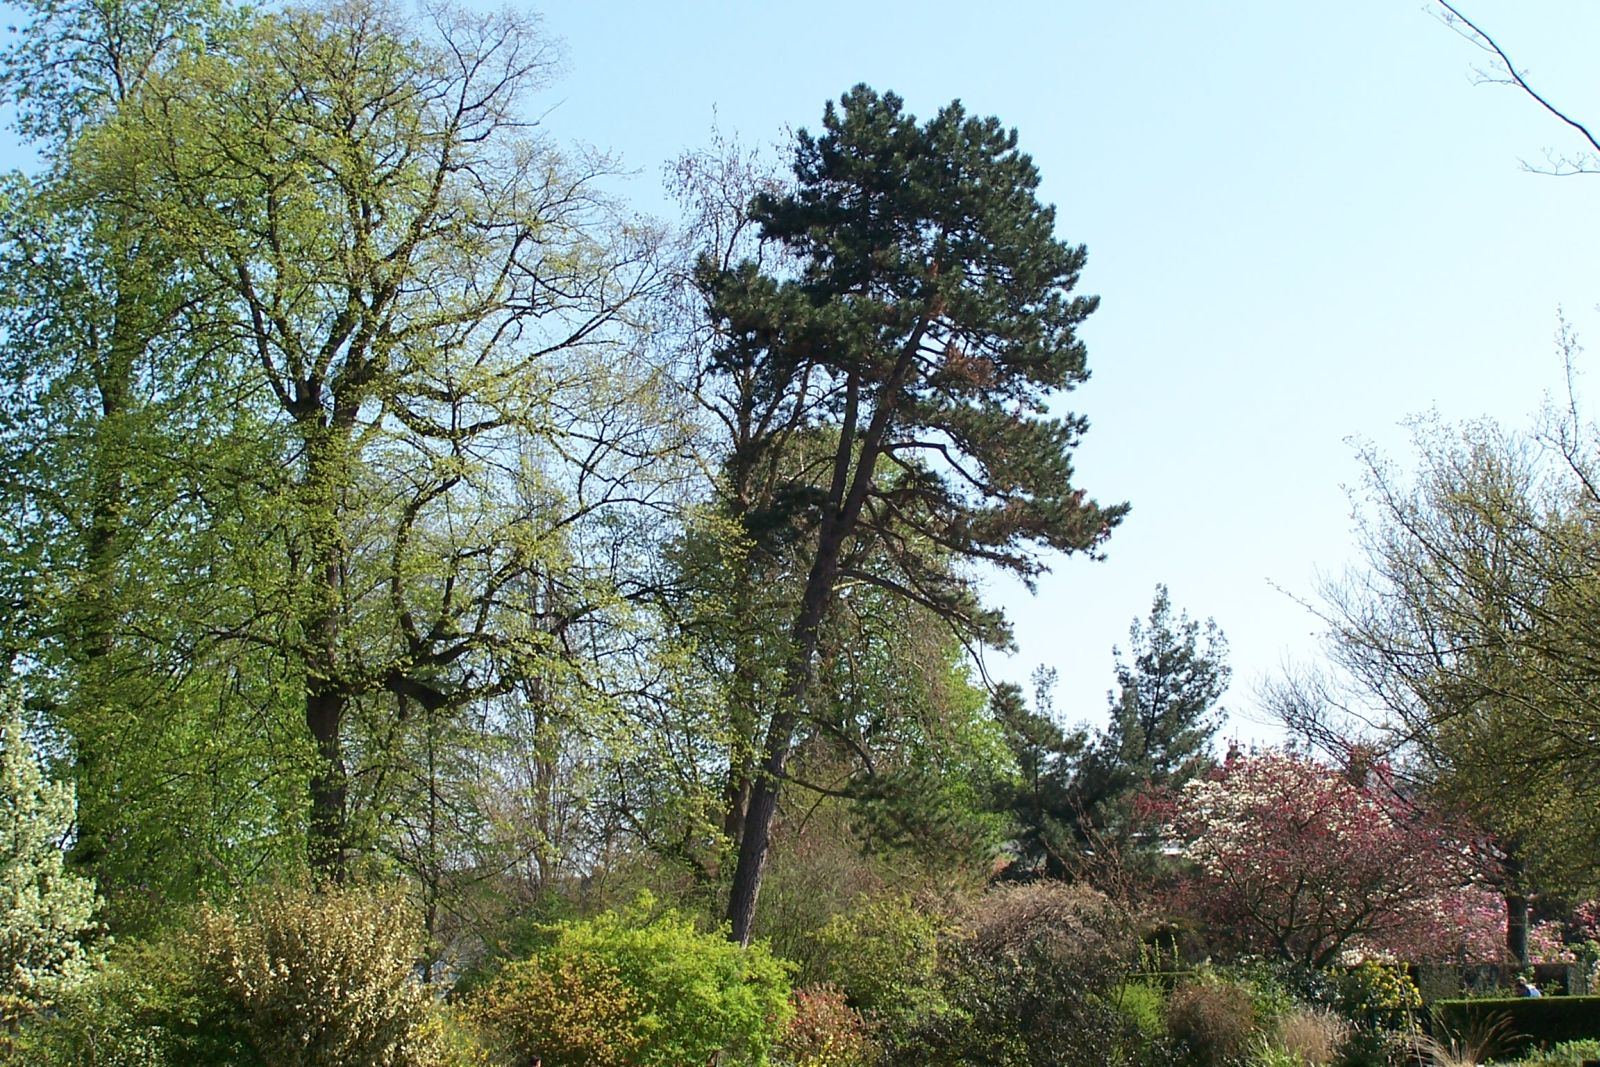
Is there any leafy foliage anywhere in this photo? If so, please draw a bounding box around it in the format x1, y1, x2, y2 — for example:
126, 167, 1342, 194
472, 953, 646, 1067
807, 894, 945, 1029
890, 881, 1137, 1066
478, 895, 792, 1067
1298, 414, 1600, 896
774, 985, 878, 1067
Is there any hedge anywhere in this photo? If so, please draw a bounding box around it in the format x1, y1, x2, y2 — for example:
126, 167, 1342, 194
1430, 997, 1600, 1057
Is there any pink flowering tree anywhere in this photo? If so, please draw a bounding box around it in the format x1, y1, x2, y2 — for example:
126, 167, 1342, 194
1152, 749, 1500, 967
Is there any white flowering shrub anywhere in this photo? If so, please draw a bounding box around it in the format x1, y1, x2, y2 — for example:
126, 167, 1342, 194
0, 693, 101, 1024
193, 883, 447, 1067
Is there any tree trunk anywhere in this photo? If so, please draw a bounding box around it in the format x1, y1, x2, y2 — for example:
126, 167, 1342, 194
1506, 890, 1529, 970
725, 527, 843, 944
69, 273, 144, 872
301, 418, 350, 877
305, 686, 347, 877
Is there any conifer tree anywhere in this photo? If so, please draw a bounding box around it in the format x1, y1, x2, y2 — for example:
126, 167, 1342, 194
696, 86, 1124, 942
0, 694, 100, 1023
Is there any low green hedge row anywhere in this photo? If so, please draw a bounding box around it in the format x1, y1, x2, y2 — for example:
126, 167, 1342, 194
1430, 997, 1600, 1057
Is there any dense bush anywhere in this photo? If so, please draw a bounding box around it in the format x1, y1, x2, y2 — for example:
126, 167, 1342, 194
1112, 980, 1166, 1041
890, 881, 1137, 1067
191, 883, 447, 1067
1166, 977, 1259, 1067
773, 985, 878, 1067
473, 952, 645, 1067
6, 883, 452, 1067
807, 893, 945, 1026
1339, 960, 1421, 1031
473, 894, 792, 1067
2, 936, 233, 1066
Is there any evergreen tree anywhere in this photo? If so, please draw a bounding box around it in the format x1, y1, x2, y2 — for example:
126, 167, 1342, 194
1095, 586, 1227, 792
695, 86, 1125, 941
990, 671, 1088, 878
0, 693, 100, 1023
1075, 586, 1227, 846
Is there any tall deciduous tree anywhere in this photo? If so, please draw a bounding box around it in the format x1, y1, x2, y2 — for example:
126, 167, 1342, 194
88, 0, 669, 876
0, 0, 300, 915
1280, 410, 1600, 962
695, 86, 1124, 942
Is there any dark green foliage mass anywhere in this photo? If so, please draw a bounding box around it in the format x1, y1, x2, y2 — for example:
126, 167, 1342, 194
1078, 584, 1228, 830
991, 588, 1225, 880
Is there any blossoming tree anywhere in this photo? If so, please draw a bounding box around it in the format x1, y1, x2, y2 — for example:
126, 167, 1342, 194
1154, 749, 1501, 967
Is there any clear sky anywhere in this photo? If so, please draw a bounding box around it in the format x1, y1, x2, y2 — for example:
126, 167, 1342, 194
527, 1, 1600, 739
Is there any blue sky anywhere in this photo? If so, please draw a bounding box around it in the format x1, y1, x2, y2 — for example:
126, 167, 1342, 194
529, 1, 1600, 737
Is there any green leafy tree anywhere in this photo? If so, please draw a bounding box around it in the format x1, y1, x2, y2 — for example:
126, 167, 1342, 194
0, 694, 101, 1025
91, 0, 669, 877
1282, 411, 1600, 961
695, 86, 1124, 942
0, 0, 297, 919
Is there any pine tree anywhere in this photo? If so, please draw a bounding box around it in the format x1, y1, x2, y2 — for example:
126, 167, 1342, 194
1075, 585, 1228, 846
696, 86, 1125, 941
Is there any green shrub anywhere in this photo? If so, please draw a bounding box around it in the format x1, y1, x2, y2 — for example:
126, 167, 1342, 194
808, 894, 944, 1025
1339, 961, 1421, 1031
472, 953, 646, 1067
473, 894, 792, 1067
192, 883, 446, 1067
2, 935, 236, 1067
1429, 997, 1600, 1059
774, 985, 878, 1067
1167, 977, 1259, 1067
889, 881, 1137, 1067
1512, 1038, 1600, 1065
1113, 980, 1166, 1040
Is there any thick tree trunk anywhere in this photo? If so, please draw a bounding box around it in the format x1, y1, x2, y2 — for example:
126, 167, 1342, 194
301, 418, 351, 878
305, 686, 348, 877
69, 277, 143, 872
725, 527, 843, 944
1506, 890, 1529, 969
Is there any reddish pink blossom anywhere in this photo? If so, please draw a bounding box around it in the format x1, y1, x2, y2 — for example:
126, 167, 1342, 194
1151, 749, 1498, 967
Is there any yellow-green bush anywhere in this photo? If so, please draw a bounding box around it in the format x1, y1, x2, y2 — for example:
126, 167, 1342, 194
472, 953, 646, 1067
1339, 960, 1421, 1031
472, 894, 792, 1067
808, 894, 945, 1025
